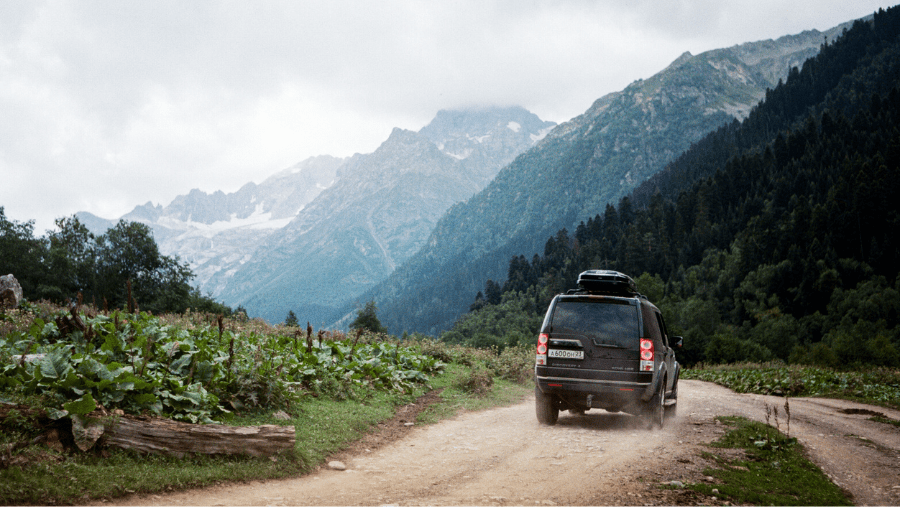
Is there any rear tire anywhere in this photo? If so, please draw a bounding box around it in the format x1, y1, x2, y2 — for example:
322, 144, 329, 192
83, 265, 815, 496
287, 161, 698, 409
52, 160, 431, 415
535, 387, 559, 425
665, 373, 679, 420
646, 380, 665, 429
668, 370, 679, 401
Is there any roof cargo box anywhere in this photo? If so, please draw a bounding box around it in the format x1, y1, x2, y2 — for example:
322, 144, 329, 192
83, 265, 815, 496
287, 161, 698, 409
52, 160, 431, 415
576, 270, 638, 295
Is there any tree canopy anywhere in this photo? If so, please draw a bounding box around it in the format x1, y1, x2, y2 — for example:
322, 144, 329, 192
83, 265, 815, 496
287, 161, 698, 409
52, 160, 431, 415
350, 301, 387, 334
445, 8, 900, 368
0, 211, 230, 315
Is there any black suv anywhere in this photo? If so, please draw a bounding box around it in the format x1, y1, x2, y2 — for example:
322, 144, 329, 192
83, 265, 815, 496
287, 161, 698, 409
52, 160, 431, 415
534, 270, 682, 428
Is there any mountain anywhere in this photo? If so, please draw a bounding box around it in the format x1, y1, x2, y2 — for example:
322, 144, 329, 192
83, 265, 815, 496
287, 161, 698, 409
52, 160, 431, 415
446, 8, 900, 369
218, 107, 556, 324
348, 21, 856, 336
77, 154, 344, 294
79, 107, 555, 324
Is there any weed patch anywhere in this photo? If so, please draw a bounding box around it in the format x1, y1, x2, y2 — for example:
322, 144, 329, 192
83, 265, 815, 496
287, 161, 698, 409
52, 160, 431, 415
686, 416, 851, 506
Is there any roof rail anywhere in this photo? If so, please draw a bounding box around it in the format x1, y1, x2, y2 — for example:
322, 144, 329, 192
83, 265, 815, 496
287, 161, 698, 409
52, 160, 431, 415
565, 288, 647, 300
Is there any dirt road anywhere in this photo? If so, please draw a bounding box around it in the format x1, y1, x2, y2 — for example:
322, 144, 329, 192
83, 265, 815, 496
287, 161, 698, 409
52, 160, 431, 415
113, 380, 900, 506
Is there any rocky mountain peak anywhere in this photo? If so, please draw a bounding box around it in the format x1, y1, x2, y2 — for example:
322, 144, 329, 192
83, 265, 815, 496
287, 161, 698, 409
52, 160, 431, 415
214, 106, 554, 324
667, 51, 694, 69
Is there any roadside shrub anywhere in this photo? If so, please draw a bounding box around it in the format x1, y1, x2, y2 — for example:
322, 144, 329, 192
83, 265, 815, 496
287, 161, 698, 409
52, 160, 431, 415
483, 345, 533, 384
683, 364, 900, 408
453, 367, 494, 395
412, 338, 455, 363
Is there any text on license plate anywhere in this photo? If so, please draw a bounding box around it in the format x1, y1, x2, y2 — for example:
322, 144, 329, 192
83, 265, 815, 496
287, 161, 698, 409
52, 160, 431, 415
548, 349, 584, 359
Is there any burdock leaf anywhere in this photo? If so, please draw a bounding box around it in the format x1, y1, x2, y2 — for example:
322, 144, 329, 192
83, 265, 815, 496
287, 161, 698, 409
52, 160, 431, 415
63, 393, 97, 416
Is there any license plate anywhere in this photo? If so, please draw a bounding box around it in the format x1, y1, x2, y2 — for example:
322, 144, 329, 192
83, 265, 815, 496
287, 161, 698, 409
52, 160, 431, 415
548, 349, 584, 360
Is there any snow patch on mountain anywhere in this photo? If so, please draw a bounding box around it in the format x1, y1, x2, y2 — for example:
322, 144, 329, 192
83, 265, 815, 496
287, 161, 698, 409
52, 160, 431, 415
445, 149, 473, 160
158, 205, 294, 239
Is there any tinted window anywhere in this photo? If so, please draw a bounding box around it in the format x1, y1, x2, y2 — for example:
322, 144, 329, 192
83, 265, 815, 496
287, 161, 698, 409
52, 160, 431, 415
550, 300, 640, 348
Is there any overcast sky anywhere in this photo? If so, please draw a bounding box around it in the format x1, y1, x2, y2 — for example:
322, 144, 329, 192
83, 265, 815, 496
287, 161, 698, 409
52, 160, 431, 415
0, 1, 892, 235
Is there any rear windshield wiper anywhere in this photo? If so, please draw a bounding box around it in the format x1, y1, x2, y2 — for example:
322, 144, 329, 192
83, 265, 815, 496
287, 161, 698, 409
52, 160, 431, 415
591, 340, 628, 349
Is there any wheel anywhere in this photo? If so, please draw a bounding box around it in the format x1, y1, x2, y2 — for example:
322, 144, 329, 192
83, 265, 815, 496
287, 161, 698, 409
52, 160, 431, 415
535, 386, 559, 425
646, 380, 665, 429
668, 369, 679, 401
665, 376, 678, 420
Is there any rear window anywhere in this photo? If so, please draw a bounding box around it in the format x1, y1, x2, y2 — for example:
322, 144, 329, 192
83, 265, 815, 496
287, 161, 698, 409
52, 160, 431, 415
549, 299, 640, 348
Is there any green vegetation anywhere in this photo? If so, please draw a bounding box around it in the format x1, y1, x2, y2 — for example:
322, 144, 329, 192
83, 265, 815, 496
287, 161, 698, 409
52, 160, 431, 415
441, 289, 543, 350
283, 310, 299, 327
0, 212, 229, 315
683, 364, 900, 409
685, 416, 851, 505
417, 362, 531, 424
0, 304, 443, 424
0, 303, 532, 505
350, 300, 388, 335
443, 8, 900, 370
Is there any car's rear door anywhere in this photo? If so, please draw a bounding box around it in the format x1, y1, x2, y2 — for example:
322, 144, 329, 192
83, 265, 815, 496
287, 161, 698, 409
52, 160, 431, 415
546, 297, 641, 372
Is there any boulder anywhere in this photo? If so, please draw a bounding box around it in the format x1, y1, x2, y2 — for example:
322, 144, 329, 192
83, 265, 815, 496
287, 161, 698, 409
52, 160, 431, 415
0, 274, 23, 310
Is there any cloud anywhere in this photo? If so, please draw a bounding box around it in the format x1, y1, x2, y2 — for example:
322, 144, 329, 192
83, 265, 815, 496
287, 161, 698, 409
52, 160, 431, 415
0, 0, 892, 234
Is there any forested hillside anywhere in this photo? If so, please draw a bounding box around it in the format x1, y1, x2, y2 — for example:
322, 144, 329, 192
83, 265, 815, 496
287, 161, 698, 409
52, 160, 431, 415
444, 7, 900, 368
353, 23, 850, 336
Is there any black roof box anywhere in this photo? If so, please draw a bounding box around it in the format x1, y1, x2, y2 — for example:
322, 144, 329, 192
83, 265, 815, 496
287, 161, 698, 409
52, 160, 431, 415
576, 270, 638, 295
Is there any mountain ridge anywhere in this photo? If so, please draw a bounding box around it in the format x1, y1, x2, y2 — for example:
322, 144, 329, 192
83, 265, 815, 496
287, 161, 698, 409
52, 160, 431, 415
346, 20, 856, 335
79, 107, 556, 324
218, 107, 556, 324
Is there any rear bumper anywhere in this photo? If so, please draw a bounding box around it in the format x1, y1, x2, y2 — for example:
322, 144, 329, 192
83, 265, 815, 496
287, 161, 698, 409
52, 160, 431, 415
535, 366, 652, 402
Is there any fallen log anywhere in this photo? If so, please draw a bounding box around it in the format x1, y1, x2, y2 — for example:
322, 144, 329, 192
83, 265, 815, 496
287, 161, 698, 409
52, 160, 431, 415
102, 415, 295, 458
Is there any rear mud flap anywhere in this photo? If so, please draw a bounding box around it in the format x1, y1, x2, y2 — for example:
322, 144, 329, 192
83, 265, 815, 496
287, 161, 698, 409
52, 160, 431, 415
641, 371, 660, 402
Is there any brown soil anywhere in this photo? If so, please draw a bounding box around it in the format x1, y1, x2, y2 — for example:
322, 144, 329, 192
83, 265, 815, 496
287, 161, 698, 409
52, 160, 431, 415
98, 380, 900, 506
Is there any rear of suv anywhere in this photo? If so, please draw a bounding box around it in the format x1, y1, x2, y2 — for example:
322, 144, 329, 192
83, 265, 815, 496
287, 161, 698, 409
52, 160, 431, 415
534, 270, 682, 428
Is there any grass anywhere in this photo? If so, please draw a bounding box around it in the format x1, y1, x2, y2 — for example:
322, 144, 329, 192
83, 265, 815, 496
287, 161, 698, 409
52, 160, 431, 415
0, 450, 305, 504
871, 415, 900, 428
686, 416, 852, 506
0, 360, 531, 505
417, 362, 531, 424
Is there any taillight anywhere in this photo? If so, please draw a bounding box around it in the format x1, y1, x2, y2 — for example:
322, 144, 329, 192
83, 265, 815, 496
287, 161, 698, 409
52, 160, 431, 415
536, 333, 549, 365
640, 338, 654, 371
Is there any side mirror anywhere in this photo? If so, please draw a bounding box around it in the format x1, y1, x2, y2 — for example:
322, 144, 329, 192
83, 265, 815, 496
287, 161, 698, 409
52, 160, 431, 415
673, 336, 684, 348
